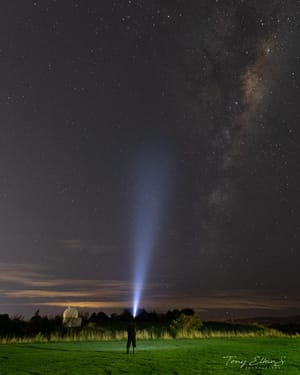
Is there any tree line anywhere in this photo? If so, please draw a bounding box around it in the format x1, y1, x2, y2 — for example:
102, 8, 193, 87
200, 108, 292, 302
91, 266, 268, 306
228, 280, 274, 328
0, 308, 200, 339
1, 309, 297, 339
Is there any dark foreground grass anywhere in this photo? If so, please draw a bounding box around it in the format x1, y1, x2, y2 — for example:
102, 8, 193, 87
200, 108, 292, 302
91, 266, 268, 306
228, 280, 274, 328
0, 337, 299, 375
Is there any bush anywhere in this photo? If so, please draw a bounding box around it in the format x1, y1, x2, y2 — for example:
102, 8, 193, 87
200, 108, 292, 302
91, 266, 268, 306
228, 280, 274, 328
170, 313, 202, 337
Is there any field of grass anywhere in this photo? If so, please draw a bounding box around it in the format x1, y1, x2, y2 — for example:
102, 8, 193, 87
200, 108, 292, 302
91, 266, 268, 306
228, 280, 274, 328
0, 337, 299, 375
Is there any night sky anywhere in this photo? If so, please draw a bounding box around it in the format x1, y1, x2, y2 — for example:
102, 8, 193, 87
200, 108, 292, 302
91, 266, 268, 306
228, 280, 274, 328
1, 0, 299, 319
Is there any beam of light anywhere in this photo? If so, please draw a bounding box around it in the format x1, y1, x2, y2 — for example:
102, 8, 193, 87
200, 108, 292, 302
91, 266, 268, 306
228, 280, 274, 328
132, 144, 172, 318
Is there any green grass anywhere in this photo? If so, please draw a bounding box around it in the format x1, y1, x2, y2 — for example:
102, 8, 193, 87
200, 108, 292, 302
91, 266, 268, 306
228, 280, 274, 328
0, 337, 299, 374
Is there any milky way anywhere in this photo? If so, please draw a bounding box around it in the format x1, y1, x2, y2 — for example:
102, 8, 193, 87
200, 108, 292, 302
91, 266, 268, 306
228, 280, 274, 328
161, 0, 299, 307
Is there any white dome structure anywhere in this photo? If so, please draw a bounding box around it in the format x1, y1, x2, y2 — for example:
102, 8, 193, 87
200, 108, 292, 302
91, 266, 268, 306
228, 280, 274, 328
63, 306, 82, 328
63, 306, 79, 320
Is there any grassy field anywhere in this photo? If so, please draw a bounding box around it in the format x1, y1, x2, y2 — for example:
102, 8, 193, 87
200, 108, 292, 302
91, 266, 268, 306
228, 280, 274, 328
0, 337, 299, 375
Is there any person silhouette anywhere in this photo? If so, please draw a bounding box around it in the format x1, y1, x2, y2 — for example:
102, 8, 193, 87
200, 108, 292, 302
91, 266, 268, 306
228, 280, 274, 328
126, 319, 136, 354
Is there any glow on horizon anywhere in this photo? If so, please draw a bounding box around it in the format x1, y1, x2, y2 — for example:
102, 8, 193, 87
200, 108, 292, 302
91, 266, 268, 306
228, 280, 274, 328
132, 144, 172, 318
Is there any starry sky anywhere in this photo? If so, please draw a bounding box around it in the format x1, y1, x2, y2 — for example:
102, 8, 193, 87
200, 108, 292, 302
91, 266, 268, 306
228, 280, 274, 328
0, 0, 299, 319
